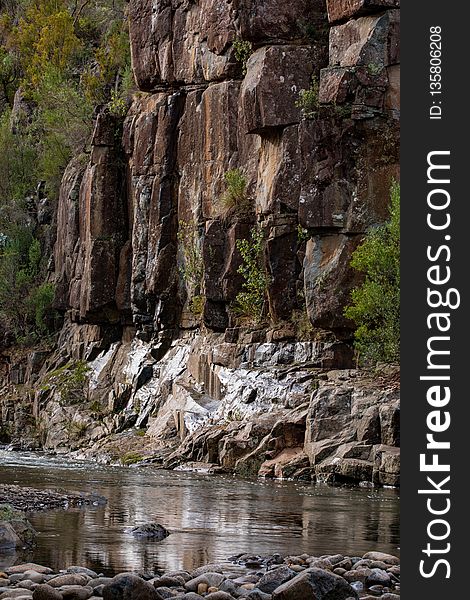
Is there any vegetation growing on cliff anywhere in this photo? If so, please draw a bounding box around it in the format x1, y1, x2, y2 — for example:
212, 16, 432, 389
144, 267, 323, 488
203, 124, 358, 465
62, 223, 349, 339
345, 181, 400, 364
232, 39, 252, 76
177, 220, 205, 316
296, 78, 320, 118
218, 168, 251, 219
41, 359, 90, 405
234, 227, 268, 324
0, 0, 131, 344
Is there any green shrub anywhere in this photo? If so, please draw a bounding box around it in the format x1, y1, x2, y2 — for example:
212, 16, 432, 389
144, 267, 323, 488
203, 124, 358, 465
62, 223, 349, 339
0, 110, 38, 202
33, 67, 94, 197
42, 360, 91, 405
0, 233, 54, 341
121, 452, 144, 466
344, 181, 400, 364
0, 504, 24, 522
189, 294, 205, 317
219, 168, 251, 218
177, 220, 205, 314
297, 224, 310, 244
233, 39, 252, 75
296, 79, 320, 118
234, 227, 268, 323
108, 88, 127, 117
30, 282, 55, 333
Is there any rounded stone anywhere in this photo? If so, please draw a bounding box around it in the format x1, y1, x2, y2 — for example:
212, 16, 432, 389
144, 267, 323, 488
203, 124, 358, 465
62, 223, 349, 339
58, 586, 93, 600
365, 569, 391, 587
7, 566, 53, 576
23, 573, 46, 585
32, 584, 63, 600
48, 576, 89, 589
102, 574, 162, 600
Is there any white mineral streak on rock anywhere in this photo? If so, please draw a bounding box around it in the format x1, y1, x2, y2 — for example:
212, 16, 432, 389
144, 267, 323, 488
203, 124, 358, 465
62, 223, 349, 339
88, 342, 120, 390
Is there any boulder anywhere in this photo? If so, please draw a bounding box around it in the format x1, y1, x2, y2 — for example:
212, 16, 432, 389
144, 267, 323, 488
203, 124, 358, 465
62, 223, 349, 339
49, 576, 90, 589
32, 585, 63, 600
59, 586, 94, 600
0, 591, 33, 599
257, 566, 297, 594
66, 569, 98, 579
365, 569, 391, 587
185, 574, 226, 592
102, 574, 163, 600
272, 568, 358, 600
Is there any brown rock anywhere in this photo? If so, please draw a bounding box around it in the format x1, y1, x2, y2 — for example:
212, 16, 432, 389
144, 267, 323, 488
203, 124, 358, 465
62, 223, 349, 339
59, 587, 93, 600
256, 126, 301, 214
259, 448, 309, 479
238, 0, 327, 42
342, 568, 372, 583
272, 568, 358, 600
178, 82, 245, 220
240, 46, 313, 134
266, 223, 300, 321
326, 1, 400, 24
102, 574, 162, 600
128, 0, 172, 90
48, 576, 89, 589
32, 584, 63, 600
53, 156, 87, 311
329, 11, 400, 68
6, 565, 53, 576
303, 234, 362, 330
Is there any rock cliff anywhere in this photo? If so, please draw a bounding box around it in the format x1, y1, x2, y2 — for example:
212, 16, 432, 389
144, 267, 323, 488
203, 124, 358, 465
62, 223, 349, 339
0, 0, 400, 486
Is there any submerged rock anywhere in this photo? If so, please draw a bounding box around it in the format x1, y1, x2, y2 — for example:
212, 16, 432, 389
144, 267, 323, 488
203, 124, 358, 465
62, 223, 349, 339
131, 523, 170, 540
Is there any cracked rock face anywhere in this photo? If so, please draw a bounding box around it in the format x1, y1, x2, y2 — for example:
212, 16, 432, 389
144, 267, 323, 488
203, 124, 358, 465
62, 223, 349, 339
1, 1, 400, 486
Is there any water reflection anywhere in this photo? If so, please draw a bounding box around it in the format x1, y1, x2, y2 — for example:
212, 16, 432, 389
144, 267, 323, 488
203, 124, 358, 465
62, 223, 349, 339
0, 451, 399, 575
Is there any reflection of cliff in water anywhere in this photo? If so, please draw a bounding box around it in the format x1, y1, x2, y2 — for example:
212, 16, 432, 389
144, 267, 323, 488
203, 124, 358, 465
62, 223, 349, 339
1, 452, 399, 575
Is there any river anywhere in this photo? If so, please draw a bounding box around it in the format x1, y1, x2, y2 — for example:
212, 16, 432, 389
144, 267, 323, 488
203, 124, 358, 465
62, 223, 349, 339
0, 451, 399, 575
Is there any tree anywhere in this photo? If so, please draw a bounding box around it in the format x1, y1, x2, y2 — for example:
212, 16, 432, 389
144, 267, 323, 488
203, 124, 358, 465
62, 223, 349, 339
344, 181, 400, 364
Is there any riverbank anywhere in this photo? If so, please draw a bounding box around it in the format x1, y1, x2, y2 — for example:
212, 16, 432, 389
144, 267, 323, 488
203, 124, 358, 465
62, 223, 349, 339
0, 552, 400, 600
0, 485, 107, 513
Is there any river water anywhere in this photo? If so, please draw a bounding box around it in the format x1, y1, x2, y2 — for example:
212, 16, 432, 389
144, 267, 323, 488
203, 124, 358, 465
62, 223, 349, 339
0, 451, 399, 575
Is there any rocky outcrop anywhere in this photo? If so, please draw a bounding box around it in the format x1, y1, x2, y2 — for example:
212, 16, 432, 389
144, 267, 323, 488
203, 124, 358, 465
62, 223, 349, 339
0, 1, 400, 487
305, 368, 399, 485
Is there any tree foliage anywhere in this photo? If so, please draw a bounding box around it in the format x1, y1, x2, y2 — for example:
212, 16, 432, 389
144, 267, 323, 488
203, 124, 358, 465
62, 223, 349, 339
344, 181, 400, 364
234, 227, 268, 323
0, 0, 131, 345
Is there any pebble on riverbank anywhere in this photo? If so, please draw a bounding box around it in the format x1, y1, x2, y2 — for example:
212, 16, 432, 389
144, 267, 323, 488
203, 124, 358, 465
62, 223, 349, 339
0, 552, 400, 600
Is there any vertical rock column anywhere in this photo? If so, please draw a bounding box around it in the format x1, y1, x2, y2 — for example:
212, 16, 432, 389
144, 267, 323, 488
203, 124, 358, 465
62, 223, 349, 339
298, 0, 400, 333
